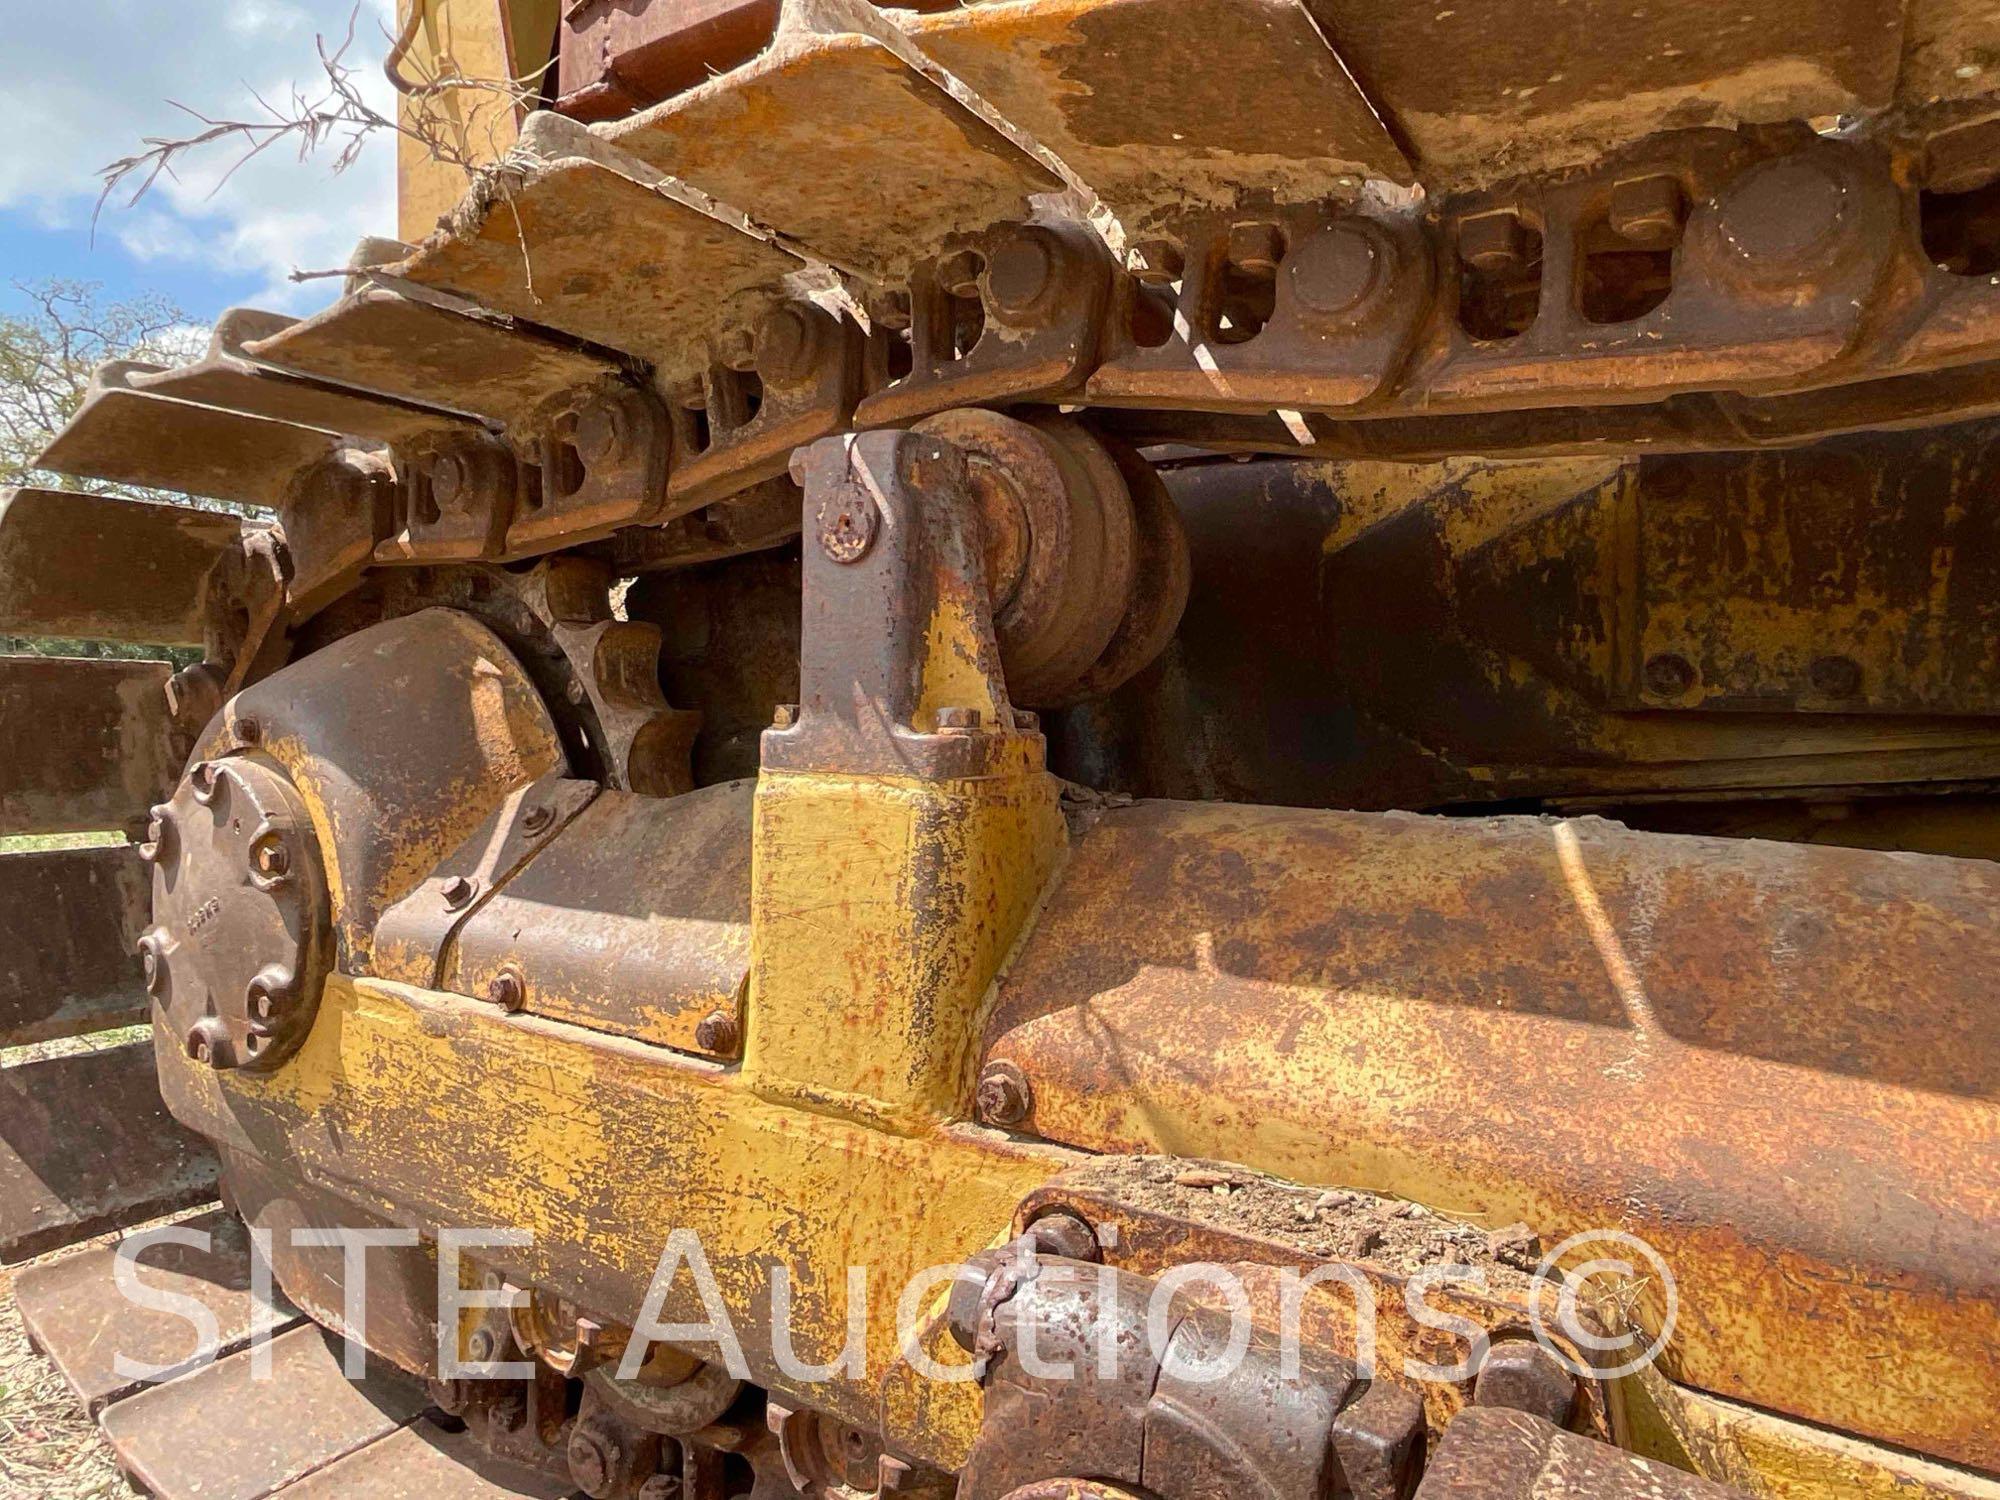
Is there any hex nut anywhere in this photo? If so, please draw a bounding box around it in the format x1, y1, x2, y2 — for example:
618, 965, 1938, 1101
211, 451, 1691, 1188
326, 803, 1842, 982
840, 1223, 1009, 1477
1458, 209, 1528, 274
695, 1010, 740, 1055
488, 968, 527, 1013
976, 1060, 1034, 1128
1228, 221, 1286, 275
1475, 1338, 1580, 1426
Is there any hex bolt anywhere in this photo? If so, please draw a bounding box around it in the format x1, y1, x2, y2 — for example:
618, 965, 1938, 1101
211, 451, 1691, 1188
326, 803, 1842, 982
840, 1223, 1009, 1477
1129, 238, 1185, 285
936, 247, 985, 299
138, 931, 168, 996
251, 835, 290, 879
975, 1059, 1034, 1128
985, 227, 1060, 318
488, 1386, 528, 1433
1475, 1339, 1580, 1426
869, 289, 913, 333
1608, 174, 1686, 245
695, 1010, 740, 1055
754, 304, 819, 386
426, 1376, 471, 1416
1718, 156, 1849, 267
521, 803, 555, 836
772, 703, 801, 729
1289, 221, 1385, 319
1642, 652, 1697, 698
467, 1327, 497, 1363
488, 967, 527, 1013
569, 1428, 615, 1498
936, 706, 983, 731
441, 875, 478, 911
235, 715, 262, 746
1223, 221, 1284, 277
637, 1478, 682, 1500
1809, 653, 1863, 699
1458, 209, 1528, 274
571, 398, 626, 467
1024, 1209, 1100, 1262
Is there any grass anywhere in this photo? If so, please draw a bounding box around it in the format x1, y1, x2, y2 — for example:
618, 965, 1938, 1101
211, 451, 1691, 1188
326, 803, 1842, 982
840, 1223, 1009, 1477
0, 833, 125, 854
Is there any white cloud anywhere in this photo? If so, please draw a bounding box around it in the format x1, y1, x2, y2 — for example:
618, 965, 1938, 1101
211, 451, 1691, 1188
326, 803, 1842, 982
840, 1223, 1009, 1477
1, 0, 400, 312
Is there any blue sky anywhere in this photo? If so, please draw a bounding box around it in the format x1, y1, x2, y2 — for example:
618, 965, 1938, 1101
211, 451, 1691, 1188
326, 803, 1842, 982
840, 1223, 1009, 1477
0, 0, 399, 329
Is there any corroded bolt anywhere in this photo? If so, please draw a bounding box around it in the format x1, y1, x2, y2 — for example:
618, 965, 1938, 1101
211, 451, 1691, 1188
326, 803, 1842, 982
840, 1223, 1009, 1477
637, 1478, 681, 1500
430, 452, 468, 507
488, 967, 527, 1013
772, 703, 801, 729
1129, 238, 1185, 285
251, 835, 290, 879
816, 487, 879, 563
569, 1415, 635, 1500
1809, 653, 1863, 699
1458, 209, 1527, 274
571, 398, 626, 466
869, 289, 912, 332
1024, 1209, 1100, 1262
138, 932, 167, 996
975, 1059, 1033, 1128
754, 304, 819, 386
467, 1327, 497, 1363
1015, 709, 1040, 732
1289, 221, 1385, 318
1475, 1339, 1580, 1426
937, 247, 985, 299
1609, 174, 1686, 245
235, 715, 262, 746
717, 325, 758, 373
1228, 221, 1286, 275
985, 227, 1059, 317
1719, 156, 1848, 266
488, 1387, 527, 1433
521, 803, 555, 835
695, 1010, 740, 1054
441, 875, 478, 911
936, 706, 983, 731
1642, 652, 1696, 698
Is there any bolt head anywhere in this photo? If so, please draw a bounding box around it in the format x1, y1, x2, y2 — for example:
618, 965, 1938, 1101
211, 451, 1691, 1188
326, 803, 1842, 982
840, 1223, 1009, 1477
695, 1009, 740, 1054
488, 969, 526, 1012
1719, 156, 1849, 267
521, 804, 555, 835
441, 875, 478, 911
935, 706, 983, 731
467, 1327, 496, 1363
1475, 1339, 1579, 1426
975, 1060, 1033, 1128
1458, 210, 1527, 274
251, 835, 290, 879
772, 703, 801, 729
816, 487, 879, 564
754, 304, 819, 386
1228, 221, 1286, 275
1289, 221, 1386, 319
937, 247, 985, 298
1809, 653, 1863, 699
235, 715, 262, 746
568, 1428, 617, 1497
1642, 652, 1697, 698
985, 228, 1059, 317
430, 452, 467, 505
1608, 174, 1686, 246
571, 399, 625, 467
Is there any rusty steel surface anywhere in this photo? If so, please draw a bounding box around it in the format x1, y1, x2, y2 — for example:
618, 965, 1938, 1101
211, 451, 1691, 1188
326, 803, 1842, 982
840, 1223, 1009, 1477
901, 0, 1411, 235
271, 1422, 580, 1498
1053, 440, 2000, 814
243, 286, 617, 431
98, 1322, 427, 1500
0, 486, 239, 646
0, 1041, 219, 1262
0, 844, 152, 1047
140, 755, 334, 1073
396, 114, 804, 385
602, 25, 1063, 283
447, 781, 754, 1054
14, 1208, 300, 1415
0, 654, 181, 837
36, 363, 342, 507
1416, 1407, 1742, 1498
204, 607, 567, 968
981, 798, 2000, 1470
